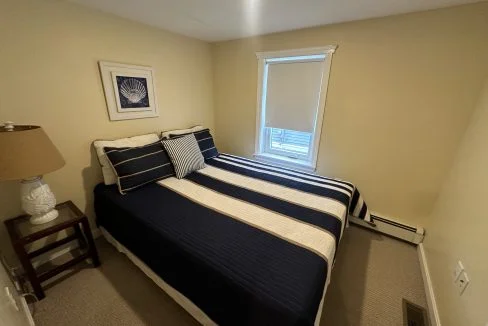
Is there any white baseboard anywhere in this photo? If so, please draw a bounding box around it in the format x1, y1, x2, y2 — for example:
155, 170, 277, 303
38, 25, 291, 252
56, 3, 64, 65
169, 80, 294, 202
418, 243, 441, 326
349, 215, 424, 244
31, 228, 102, 268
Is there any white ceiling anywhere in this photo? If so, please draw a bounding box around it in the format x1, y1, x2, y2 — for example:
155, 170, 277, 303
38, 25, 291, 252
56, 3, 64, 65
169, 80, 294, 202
69, 0, 484, 42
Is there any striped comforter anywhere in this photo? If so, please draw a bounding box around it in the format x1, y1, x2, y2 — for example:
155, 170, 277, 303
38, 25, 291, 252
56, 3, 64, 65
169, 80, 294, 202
95, 153, 370, 326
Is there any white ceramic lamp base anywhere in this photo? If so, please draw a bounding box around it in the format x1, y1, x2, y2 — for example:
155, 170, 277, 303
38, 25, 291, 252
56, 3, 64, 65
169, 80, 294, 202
20, 177, 59, 225
29, 208, 59, 225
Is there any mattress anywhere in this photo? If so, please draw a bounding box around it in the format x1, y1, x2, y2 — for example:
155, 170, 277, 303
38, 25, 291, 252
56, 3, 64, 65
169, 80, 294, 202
94, 153, 370, 326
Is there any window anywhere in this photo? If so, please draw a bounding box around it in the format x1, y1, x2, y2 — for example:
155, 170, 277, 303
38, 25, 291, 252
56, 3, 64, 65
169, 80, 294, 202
254, 46, 336, 171
266, 128, 312, 160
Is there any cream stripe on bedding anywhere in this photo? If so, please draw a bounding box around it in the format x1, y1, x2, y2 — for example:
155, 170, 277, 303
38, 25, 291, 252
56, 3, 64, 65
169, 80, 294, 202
212, 157, 352, 197
220, 154, 354, 192
183, 178, 339, 245
198, 165, 347, 223
158, 177, 336, 264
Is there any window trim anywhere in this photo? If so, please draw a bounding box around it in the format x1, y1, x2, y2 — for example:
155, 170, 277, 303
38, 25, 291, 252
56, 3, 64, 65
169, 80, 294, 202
254, 152, 316, 173
254, 46, 337, 171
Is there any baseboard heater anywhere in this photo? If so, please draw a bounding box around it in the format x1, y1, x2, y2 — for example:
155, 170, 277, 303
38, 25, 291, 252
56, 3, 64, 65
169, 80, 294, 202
349, 214, 424, 245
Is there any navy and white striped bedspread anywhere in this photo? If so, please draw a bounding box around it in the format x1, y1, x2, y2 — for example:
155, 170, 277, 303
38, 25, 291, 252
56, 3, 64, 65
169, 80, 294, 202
95, 152, 370, 326
210, 153, 371, 223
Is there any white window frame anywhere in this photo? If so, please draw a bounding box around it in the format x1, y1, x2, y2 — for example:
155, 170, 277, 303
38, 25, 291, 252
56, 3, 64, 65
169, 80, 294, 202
254, 46, 337, 172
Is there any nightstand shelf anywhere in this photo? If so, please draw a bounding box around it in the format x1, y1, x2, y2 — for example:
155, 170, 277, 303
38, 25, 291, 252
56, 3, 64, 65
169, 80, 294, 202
4, 200, 100, 300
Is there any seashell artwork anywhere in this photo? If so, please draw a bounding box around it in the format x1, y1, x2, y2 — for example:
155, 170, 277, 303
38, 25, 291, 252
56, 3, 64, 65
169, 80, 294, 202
119, 78, 147, 104
115, 75, 150, 109
99, 61, 159, 121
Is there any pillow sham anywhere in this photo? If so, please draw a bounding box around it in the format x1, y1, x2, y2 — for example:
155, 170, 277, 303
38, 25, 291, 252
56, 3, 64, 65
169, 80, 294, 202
168, 128, 219, 160
104, 140, 175, 194
93, 133, 160, 185
161, 125, 204, 139
162, 134, 206, 179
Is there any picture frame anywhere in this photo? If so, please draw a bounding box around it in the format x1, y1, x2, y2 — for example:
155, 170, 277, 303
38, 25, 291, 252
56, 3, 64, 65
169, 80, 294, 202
99, 61, 159, 121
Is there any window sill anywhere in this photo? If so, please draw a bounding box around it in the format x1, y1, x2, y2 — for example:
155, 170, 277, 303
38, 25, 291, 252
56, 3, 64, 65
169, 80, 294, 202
253, 153, 316, 173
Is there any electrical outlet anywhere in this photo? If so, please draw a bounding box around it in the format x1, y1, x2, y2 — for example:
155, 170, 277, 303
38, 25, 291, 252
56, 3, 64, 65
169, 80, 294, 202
455, 271, 469, 295
453, 260, 465, 282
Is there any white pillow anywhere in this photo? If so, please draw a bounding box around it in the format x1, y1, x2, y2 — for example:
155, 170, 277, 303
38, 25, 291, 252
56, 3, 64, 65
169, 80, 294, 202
161, 125, 204, 139
93, 133, 160, 185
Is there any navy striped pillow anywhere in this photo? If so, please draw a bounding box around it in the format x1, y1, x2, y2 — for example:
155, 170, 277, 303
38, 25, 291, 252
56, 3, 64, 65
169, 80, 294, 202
104, 141, 175, 194
162, 134, 206, 179
169, 128, 219, 160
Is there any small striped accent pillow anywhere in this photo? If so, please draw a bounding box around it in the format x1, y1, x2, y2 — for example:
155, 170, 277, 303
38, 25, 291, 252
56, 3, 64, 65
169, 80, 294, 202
104, 141, 175, 194
162, 134, 206, 179
168, 128, 219, 160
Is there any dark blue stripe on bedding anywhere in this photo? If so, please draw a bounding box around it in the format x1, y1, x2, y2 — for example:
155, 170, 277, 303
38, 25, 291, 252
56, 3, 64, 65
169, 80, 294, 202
187, 172, 343, 247
350, 189, 360, 213
207, 158, 350, 206
359, 203, 368, 218
95, 183, 327, 326
217, 155, 353, 195
220, 153, 354, 188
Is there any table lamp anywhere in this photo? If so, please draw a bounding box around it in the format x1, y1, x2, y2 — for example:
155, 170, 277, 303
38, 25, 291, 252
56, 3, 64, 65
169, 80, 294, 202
0, 122, 65, 225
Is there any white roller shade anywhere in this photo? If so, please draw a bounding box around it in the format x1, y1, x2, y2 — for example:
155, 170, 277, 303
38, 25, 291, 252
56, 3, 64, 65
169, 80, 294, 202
265, 60, 324, 133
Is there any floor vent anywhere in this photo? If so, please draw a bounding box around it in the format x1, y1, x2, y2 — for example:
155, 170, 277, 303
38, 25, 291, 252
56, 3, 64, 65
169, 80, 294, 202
403, 299, 429, 326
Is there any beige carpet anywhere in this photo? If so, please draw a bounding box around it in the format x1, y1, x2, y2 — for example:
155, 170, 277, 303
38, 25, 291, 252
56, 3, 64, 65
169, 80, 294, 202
321, 226, 427, 325
34, 225, 427, 326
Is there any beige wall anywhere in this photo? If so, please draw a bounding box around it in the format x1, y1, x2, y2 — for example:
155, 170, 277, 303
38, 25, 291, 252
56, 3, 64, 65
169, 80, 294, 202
423, 79, 488, 326
0, 0, 214, 254
212, 3, 488, 226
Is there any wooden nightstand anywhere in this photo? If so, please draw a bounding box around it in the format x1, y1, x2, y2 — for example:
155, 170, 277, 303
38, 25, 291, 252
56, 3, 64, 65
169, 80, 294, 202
4, 200, 100, 300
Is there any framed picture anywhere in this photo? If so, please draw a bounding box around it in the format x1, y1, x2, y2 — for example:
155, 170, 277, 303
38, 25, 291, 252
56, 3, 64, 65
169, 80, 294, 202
99, 61, 159, 121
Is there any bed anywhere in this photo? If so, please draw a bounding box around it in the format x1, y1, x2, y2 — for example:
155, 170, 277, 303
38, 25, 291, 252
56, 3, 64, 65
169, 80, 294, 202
94, 153, 370, 326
